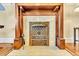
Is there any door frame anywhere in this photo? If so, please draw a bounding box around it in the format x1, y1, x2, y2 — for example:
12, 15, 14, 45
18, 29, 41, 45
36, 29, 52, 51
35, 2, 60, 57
14, 3, 65, 49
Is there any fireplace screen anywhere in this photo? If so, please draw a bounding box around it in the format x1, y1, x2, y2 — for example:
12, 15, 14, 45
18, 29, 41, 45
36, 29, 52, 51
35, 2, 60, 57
30, 22, 49, 40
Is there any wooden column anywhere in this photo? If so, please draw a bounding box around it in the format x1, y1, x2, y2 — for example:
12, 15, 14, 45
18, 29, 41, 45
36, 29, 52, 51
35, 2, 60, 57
57, 4, 65, 49
60, 4, 64, 38
15, 5, 20, 38
55, 12, 59, 46
19, 6, 23, 36
14, 5, 24, 49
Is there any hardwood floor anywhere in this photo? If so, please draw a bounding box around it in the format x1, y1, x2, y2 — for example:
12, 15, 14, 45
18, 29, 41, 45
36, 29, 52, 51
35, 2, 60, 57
0, 43, 13, 56
65, 43, 79, 56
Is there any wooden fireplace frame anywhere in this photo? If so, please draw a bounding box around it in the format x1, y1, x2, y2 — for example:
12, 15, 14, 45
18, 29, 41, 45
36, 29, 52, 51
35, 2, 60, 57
14, 3, 65, 49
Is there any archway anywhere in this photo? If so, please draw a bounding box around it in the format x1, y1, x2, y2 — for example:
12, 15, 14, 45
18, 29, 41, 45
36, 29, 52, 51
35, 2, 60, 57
13, 3, 65, 49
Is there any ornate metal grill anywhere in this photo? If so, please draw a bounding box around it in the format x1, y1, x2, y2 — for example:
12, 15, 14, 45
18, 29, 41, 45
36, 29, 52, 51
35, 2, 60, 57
30, 22, 49, 40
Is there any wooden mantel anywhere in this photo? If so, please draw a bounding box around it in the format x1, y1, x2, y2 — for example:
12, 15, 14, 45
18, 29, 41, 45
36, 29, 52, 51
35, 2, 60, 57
14, 3, 65, 49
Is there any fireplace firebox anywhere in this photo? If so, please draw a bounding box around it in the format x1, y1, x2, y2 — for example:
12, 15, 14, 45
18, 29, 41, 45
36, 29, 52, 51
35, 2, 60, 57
29, 22, 49, 46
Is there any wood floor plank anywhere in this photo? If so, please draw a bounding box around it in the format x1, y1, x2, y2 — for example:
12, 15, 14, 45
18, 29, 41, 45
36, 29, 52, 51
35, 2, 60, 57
65, 43, 79, 56
0, 43, 13, 56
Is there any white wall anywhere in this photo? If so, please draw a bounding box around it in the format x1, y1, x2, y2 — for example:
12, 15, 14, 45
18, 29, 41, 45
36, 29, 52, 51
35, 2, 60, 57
23, 16, 56, 46
64, 3, 79, 43
0, 3, 16, 43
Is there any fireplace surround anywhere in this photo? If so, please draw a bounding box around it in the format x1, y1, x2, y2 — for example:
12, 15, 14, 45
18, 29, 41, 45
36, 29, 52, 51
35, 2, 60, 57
14, 3, 65, 49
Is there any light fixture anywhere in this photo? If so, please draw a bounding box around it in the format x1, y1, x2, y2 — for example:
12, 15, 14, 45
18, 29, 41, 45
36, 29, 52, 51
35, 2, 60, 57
74, 7, 79, 12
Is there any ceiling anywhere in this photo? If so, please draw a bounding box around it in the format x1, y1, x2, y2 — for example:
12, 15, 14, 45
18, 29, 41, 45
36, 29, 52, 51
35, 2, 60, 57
22, 5, 60, 13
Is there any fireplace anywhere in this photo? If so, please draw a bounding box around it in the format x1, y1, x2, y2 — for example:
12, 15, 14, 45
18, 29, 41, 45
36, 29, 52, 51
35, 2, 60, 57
29, 22, 49, 46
